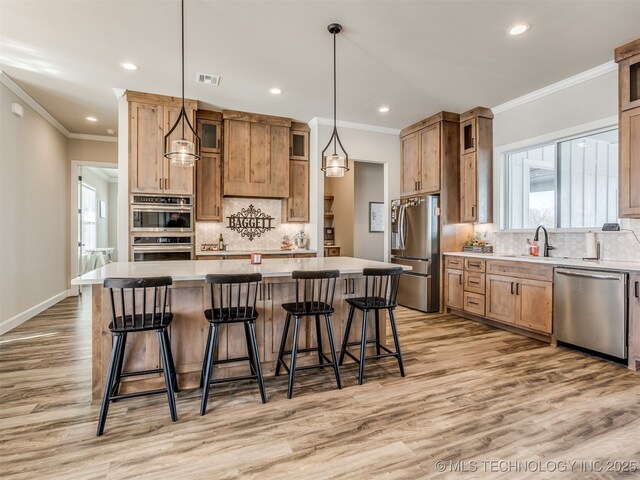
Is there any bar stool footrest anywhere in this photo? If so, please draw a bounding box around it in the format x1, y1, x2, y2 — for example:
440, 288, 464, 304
120, 368, 164, 377
206, 374, 259, 385
110, 388, 168, 401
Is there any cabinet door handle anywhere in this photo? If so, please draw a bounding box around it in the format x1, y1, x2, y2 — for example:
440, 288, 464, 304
516, 283, 520, 295
459, 275, 463, 285
290, 208, 293, 218
468, 262, 480, 267
469, 279, 480, 285
351, 278, 355, 294
511, 282, 514, 294
258, 283, 263, 300
159, 178, 163, 190
635, 281, 639, 298
268, 284, 271, 300
471, 206, 476, 218
165, 178, 168, 190
468, 299, 480, 306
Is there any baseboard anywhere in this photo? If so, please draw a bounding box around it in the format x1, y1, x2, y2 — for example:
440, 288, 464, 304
0, 290, 70, 335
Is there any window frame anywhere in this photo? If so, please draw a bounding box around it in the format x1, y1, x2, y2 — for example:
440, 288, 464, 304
500, 123, 619, 232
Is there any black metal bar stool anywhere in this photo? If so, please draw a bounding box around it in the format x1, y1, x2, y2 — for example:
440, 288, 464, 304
200, 273, 266, 415
275, 270, 342, 398
339, 267, 405, 385
97, 276, 178, 436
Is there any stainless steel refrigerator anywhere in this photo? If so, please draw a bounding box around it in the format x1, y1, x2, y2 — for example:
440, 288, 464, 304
390, 196, 440, 312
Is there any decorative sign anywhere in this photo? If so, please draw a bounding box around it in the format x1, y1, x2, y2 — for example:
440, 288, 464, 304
226, 204, 275, 241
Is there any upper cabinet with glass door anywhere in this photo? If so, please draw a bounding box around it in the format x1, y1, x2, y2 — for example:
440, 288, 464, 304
290, 122, 310, 161
197, 110, 223, 154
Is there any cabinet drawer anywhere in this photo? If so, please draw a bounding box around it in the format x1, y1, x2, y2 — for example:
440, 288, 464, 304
464, 258, 486, 272
486, 260, 553, 281
445, 256, 465, 269
463, 292, 485, 316
463, 271, 485, 294
325, 247, 341, 257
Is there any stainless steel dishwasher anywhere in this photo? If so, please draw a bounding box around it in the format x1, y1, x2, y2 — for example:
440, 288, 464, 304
554, 268, 628, 359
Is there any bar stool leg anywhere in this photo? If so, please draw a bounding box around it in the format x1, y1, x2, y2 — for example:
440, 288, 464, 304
315, 314, 324, 365
275, 313, 291, 377
110, 332, 127, 399
358, 310, 369, 385
162, 329, 179, 392
339, 305, 355, 366
248, 322, 267, 404
97, 333, 123, 436
388, 309, 405, 377
324, 314, 342, 390
374, 310, 381, 356
159, 329, 178, 422
244, 322, 257, 376
200, 324, 219, 416
287, 316, 301, 399
200, 324, 213, 387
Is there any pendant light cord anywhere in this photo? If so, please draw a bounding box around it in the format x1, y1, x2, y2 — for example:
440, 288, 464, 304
181, 0, 185, 140
333, 31, 337, 155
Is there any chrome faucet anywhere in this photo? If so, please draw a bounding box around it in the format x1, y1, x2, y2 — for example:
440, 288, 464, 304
534, 225, 555, 257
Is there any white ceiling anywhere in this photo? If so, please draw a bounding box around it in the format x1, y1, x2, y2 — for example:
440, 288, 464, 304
1, 0, 639, 136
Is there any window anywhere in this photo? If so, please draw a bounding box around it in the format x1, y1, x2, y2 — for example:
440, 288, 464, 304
505, 127, 618, 229
81, 184, 97, 250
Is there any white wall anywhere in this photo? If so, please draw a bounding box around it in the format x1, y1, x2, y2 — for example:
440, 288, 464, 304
354, 162, 385, 261
0, 83, 69, 333
309, 120, 400, 260
107, 182, 118, 261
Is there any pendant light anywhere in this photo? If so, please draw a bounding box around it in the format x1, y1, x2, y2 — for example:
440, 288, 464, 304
321, 23, 349, 178
164, 0, 200, 167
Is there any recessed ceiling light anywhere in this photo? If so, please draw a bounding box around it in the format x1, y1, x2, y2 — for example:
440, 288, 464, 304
106, 129, 115, 135
86, 116, 98, 122
120, 62, 139, 71
378, 106, 390, 113
577, 142, 586, 147
269, 87, 282, 95
508, 23, 530, 36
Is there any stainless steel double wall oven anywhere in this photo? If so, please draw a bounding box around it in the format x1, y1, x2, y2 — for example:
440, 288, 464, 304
130, 195, 194, 261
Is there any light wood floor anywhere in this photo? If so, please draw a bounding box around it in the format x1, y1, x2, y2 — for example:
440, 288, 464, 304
1, 290, 639, 479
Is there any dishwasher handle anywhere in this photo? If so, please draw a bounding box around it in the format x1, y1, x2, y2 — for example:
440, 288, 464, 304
555, 270, 621, 281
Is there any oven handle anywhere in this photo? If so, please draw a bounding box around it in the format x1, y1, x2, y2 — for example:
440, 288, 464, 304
132, 245, 193, 252
132, 205, 193, 212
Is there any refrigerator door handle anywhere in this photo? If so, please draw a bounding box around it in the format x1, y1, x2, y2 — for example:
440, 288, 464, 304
399, 204, 408, 250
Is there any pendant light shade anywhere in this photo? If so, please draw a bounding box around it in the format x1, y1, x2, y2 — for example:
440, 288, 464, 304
321, 23, 349, 178
164, 0, 200, 167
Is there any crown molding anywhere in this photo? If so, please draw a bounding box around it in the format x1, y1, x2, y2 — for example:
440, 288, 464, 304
0, 70, 70, 136
68, 133, 118, 143
492, 61, 617, 114
308, 117, 400, 135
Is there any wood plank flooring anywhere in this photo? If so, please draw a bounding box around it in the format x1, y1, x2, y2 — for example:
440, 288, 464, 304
1, 290, 639, 479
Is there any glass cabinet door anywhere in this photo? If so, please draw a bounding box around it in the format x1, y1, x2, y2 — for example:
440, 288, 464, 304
198, 119, 222, 153
290, 130, 309, 160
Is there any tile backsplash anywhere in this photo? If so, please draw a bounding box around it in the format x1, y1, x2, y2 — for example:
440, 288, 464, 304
196, 198, 309, 251
474, 219, 640, 262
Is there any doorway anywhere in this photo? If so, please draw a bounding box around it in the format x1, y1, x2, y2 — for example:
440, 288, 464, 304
70, 161, 118, 295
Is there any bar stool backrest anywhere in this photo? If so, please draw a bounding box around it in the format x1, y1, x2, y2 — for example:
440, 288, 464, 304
292, 269, 340, 313
103, 277, 172, 331
362, 267, 404, 308
205, 273, 262, 322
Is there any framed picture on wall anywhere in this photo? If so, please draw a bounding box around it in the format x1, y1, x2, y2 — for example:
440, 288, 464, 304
369, 202, 384, 233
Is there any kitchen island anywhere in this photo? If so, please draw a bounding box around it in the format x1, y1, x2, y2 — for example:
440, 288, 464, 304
72, 257, 409, 400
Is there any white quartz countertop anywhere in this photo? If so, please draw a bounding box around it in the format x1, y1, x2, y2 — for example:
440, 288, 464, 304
443, 252, 640, 273
196, 249, 317, 257
72, 256, 410, 285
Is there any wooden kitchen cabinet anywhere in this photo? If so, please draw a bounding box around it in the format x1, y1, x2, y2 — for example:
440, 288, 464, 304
400, 123, 441, 196
129, 101, 164, 194
459, 107, 493, 224
615, 39, 640, 219
629, 272, 640, 371
197, 112, 222, 154
445, 268, 464, 310
223, 111, 290, 198
128, 92, 197, 195
486, 274, 518, 324
486, 273, 552, 334
196, 153, 222, 221
290, 123, 309, 161
282, 160, 309, 222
